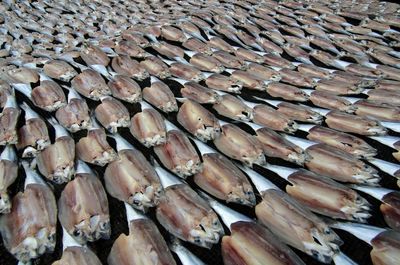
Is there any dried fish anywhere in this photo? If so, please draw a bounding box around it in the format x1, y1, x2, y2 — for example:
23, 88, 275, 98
108, 75, 142, 103
130, 105, 167, 147
326, 111, 387, 136
154, 128, 201, 178
0, 146, 18, 214
155, 165, 223, 248
43, 60, 77, 82
17, 103, 49, 157
111, 56, 149, 81
177, 99, 220, 141
55, 88, 91, 132
95, 97, 130, 133
194, 139, 255, 206
139, 56, 171, 79
108, 204, 176, 265
143, 77, 178, 112
36, 119, 75, 184
214, 122, 265, 167
71, 69, 111, 100
0, 162, 57, 262
105, 134, 162, 211
0, 95, 19, 146
59, 161, 110, 243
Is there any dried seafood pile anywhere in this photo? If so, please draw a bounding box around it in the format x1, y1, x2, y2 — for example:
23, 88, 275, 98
1, 0, 400, 264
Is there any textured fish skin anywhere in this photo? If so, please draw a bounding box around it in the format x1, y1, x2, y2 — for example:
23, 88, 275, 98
108, 219, 177, 265
253, 104, 298, 133
214, 124, 265, 167
105, 149, 162, 211
194, 153, 255, 206
306, 126, 376, 158
305, 143, 380, 185
0, 97, 20, 145
0, 149, 18, 214
108, 75, 142, 103
213, 94, 253, 121
154, 130, 202, 178
142, 80, 178, 113
370, 230, 400, 265
95, 97, 130, 133
58, 173, 110, 244
156, 184, 223, 248
286, 170, 370, 222
256, 189, 342, 263
178, 100, 220, 141
43, 60, 77, 82
55, 97, 91, 133
130, 108, 167, 147
52, 246, 102, 265
0, 184, 57, 262
380, 192, 400, 232
222, 221, 306, 265
256, 127, 307, 165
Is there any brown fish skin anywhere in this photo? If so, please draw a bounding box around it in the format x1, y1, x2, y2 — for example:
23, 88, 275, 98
55, 97, 91, 133
212, 50, 247, 70
310, 91, 356, 113
256, 127, 307, 165
108, 75, 142, 103
170, 62, 205, 82
0, 153, 18, 214
154, 130, 202, 178
207, 37, 235, 53
161, 25, 187, 42
307, 126, 376, 158
16, 116, 50, 158
152, 41, 185, 59
276, 102, 323, 124
253, 104, 298, 133
194, 153, 255, 206
95, 97, 130, 133
71, 69, 111, 100
374, 80, 400, 92
0, 184, 57, 262
111, 56, 149, 81
58, 173, 110, 244
326, 111, 387, 136
76, 128, 117, 166
143, 80, 177, 113
314, 79, 363, 95
37, 134, 75, 184
121, 31, 150, 48
52, 246, 102, 265
213, 94, 253, 121
247, 63, 281, 82
377, 65, 400, 81
183, 37, 213, 55
305, 143, 380, 185
278, 68, 316, 88
354, 100, 400, 122
181, 82, 220, 104
130, 108, 166, 147
234, 47, 264, 64
108, 219, 176, 265
6, 67, 39, 84
367, 87, 400, 106
114, 40, 148, 58
105, 149, 162, 211
156, 184, 223, 248
177, 100, 220, 141
267, 83, 309, 102
189, 53, 225, 73
0, 102, 20, 146
139, 56, 171, 79
256, 190, 341, 263
205, 73, 243, 93
80, 45, 110, 67
222, 221, 306, 265
31, 80, 67, 112
43, 60, 77, 82
380, 192, 400, 231
263, 53, 295, 69
214, 124, 265, 167
286, 170, 370, 222
370, 230, 400, 265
